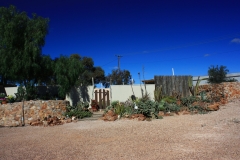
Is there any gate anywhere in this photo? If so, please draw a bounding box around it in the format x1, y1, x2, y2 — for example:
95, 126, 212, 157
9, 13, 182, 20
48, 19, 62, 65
94, 89, 110, 109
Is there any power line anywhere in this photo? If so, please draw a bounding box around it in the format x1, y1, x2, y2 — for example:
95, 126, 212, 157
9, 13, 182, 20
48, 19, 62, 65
100, 58, 118, 67
121, 49, 240, 64
99, 33, 240, 68
118, 32, 240, 56
115, 55, 123, 70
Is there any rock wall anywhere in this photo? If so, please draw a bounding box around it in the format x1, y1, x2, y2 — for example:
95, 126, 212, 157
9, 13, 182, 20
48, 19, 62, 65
198, 82, 240, 103
0, 100, 68, 127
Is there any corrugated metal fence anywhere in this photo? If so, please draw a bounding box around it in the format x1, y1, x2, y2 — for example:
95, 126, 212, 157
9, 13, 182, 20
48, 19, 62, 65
154, 75, 191, 97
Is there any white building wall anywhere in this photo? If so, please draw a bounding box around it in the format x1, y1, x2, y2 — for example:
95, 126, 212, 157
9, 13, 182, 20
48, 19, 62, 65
5, 87, 18, 97
4, 73, 239, 106
110, 84, 155, 102
65, 85, 94, 106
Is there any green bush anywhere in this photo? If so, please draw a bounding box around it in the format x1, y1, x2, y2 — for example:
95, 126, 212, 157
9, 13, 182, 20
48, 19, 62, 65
64, 104, 92, 119
123, 106, 134, 116
158, 99, 166, 111
15, 84, 26, 101
64, 109, 92, 119
114, 104, 126, 117
180, 96, 200, 107
7, 95, 15, 103
208, 65, 229, 84
136, 100, 159, 118
162, 96, 176, 104
165, 103, 180, 112
77, 101, 89, 110
111, 101, 119, 107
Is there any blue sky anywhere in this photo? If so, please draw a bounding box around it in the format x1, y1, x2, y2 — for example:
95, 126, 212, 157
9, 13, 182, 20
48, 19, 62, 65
1, 0, 240, 84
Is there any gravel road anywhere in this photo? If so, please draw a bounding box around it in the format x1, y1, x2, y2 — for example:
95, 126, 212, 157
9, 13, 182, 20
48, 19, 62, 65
1, 99, 240, 160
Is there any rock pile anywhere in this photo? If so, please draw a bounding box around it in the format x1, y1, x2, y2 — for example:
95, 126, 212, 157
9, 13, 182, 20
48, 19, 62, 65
101, 110, 147, 121
198, 82, 240, 103
207, 103, 220, 111
29, 116, 76, 127
128, 114, 146, 121
0, 100, 68, 127
101, 110, 118, 121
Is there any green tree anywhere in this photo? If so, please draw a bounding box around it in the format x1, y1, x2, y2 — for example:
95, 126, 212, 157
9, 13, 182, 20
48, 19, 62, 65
104, 69, 131, 87
54, 55, 83, 97
0, 5, 49, 87
78, 56, 105, 85
38, 55, 55, 85
208, 65, 229, 83
70, 53, 81, 60
0, 5, 26, 85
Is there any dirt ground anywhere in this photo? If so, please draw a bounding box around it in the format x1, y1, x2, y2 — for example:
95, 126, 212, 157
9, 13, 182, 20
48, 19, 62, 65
1, 99, 240, 160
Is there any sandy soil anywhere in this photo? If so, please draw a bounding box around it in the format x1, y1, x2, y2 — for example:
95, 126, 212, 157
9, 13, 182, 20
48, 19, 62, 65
1, 99, 240, 160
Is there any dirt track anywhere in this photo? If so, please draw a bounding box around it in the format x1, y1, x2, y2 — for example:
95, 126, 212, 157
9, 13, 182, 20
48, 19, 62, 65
1, 99, 240, 160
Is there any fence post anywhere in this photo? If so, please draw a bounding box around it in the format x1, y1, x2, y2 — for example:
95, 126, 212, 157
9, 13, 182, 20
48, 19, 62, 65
106, 90, 110, 107
94, 90, 98, 105
103, 89, 106, 109
99, 89, 102, 109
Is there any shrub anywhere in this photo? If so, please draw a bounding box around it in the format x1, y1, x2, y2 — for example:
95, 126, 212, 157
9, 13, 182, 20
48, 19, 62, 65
154, 85, 162, 102
180, 96, 200, 107
165, 103, 180, 113
208, 65, 229, 83
111, 100, 119, 107
7, 95, 15, 103
162, 96, 176, 104
136, 100, 159, 118
123, 106, 134, 116
139, 93, 151, 102
123, 98, 135, 108
114, 104, 126, 117
77, 101, 89, 110
16, 84, 26, 101
64, 104, 92, 119
64, 109, 92, 119
158, 99, 166, 111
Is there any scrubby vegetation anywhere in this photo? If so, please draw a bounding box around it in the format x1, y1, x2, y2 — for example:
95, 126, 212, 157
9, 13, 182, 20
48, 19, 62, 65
63, 101, 92, 119
102, 87, 224, 121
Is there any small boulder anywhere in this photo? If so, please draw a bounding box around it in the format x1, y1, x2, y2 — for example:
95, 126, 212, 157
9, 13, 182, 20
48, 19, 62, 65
138, 116, 146, 121
158, 111, 164, 116
207, 103, 219, 111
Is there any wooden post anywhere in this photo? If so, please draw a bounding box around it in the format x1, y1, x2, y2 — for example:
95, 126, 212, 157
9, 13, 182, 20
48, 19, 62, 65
22, 98, 25, 126
106, 90, 110, 108
99, 89, 102, 109
94, 90, 98, 103
103, 89, 106, 109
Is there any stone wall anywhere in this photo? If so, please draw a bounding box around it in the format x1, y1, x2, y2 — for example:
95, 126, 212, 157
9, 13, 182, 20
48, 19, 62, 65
198, 82, 240, 103
0, 100, 68, 127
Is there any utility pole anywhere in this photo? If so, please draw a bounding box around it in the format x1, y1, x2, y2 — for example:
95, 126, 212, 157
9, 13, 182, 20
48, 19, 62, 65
115, 55, 122, 70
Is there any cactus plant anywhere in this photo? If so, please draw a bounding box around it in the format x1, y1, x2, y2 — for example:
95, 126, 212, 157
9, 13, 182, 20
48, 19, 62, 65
154, 85, 162, 102
189, 76, 201, 96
